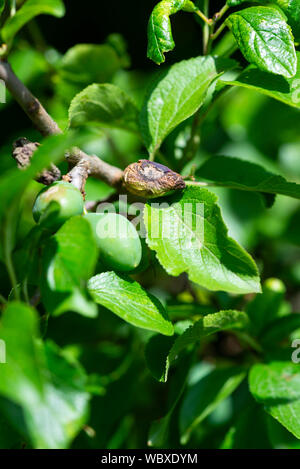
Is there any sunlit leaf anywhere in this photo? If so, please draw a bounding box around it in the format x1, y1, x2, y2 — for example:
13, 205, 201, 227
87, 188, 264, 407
147, 0, 197, 64
226, 6, 297, 77
249, 362, 300, 439
88, 271, 174, 336
144, 187, 261, 294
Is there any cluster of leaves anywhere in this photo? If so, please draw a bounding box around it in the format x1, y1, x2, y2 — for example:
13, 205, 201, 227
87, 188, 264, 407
0, 0, 299, 449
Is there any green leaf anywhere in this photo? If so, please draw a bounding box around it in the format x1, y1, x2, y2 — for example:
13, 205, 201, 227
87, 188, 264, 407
222, 402, 272, 449
0, 48, 48, 110
145, 321, 192, 381
0, 414, 23, 449
197, 156, 300, 199
226, 6, 297, 78
56, 42, 123, 106
0, 199, 20, 297
148, 353, 192, 448
151, 310, 249, 382
68, 84, 139, 133
145, 334, 176, 382
106, 33, 131, 68
2, 0, 65, 43
147, 0, 197, 64
261, 314, 300, 347
168, 311, 249, 364
246, 278, 287, 335
179, 366, 246, 443
167, 303, 216, 321
223, 51, 300, 109
1, 89, 54, 253
227, 0, 247, 5
144, 186, 261, 294
0, 302, 89, 448
227, 1, 300, 40
41, 216, 98, 317
0, 0, 5, 15
249, 362, 300, 439
59, 44, 121, 85
140, 56, 228, 158
276, 0, 300, 40
88, 271, 174, 336
267, 414, 300, 449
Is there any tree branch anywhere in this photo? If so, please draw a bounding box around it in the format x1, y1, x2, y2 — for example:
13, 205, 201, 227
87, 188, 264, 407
65, 147, 123, 189
0, 59, 124, 191
0, 60, 60, 136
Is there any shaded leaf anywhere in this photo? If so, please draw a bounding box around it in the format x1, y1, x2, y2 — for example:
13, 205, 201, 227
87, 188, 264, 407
261, 314, 300, 347
106, 33, 131, 68
246, 278, 287, 335
59, 44, 121, 84
222, 402, 271, 449
69, 84, 139, 133
0, 413, 23, 449
168, 311, 249, 366
41, 216, 98, 317
56, 43, 122, 105
267, 415, 300, 449
145, 334, 176, 382
150, 310, 249, 382
145, 321, 192, 381
180, 366, 246, 443
0, 302, 89, 448
148, 353, 192, 448
2, 0, 65, 43
197, 156, 300, 199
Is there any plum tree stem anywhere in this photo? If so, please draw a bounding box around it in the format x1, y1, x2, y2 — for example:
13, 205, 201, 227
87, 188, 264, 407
0, 59, 124, 191
0, 60, 60, 136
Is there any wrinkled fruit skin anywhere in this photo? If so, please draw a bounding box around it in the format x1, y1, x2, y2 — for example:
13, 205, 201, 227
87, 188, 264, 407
123, 159, 185, 198
85, 213, 142, 272
33, 181, 84, 231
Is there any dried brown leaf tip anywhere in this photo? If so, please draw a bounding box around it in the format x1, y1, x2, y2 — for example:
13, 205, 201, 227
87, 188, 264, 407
123, 159, 185, 198
12, 137, 61, 185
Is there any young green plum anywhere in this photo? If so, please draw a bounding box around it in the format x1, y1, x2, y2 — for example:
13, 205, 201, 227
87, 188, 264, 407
85, 212, 142, 272
33, 180, 84, 231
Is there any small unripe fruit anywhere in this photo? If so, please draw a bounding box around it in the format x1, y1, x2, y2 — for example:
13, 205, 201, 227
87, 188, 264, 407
33, 181, 84, 230
85, 212, 142, 272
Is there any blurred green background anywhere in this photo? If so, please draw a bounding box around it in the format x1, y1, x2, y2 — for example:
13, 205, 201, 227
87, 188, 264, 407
0, 0, 299, 449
